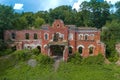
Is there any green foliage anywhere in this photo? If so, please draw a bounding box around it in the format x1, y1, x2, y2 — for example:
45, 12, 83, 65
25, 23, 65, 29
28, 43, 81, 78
36, 54, 54, 65
115, 1, 120, 21
1, 61, 120, 80
68, 52, 82, 64
82, 54, 105, 65
0, 40, 8, 51
80, 0, 110, 28
34, 17, 45, 28
0, 4, 14, 39
0, 49, 13, 56
101, 20, 120, 62
31, 48, 40, 56
0, 55, 17, 76
11, 50, 32, 61
108, 50, 119, 62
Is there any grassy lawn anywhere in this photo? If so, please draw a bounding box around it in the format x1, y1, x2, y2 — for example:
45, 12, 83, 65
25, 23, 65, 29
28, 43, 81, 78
0, 61, 120, 80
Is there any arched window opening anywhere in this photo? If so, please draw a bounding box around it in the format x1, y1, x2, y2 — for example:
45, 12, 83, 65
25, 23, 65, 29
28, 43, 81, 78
53, 33, 59, 41
89, 47, 93, 54
44, 34, 48, 40
85, 35, 88, 40
34, 33, 38, 39
69, 47, 72, 54
79, 34, 83, 40
78, 47, 83, 54
25, 33, 29, 39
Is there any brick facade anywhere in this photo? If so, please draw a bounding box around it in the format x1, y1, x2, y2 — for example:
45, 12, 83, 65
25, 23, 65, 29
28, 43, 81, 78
4, 20, 105, 61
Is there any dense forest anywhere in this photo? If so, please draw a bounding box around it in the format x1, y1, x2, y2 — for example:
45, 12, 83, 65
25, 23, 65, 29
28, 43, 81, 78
0, 0, 120, 61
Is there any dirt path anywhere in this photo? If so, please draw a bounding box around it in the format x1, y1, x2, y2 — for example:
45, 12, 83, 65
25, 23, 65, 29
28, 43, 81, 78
53, 56, 63, 72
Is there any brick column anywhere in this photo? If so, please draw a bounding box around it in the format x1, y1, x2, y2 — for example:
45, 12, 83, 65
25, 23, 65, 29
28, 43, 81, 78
63, 46, 68, 61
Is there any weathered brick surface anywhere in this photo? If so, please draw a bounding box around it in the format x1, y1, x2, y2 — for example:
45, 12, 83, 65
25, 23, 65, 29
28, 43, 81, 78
4, 19, 105, 60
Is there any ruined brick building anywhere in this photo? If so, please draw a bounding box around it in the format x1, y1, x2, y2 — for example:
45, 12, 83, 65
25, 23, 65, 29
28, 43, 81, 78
4, 20, 105, 61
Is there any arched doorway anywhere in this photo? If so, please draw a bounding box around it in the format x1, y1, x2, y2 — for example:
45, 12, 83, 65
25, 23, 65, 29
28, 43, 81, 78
89, 47, 93, 54
69, 47, 72, 54
78, 47, 83, 54
50, 45, 64, 56
37, 46, 41, 53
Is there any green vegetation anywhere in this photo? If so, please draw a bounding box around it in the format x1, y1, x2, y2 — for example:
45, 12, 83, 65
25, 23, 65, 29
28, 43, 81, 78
82, 54, 105, 65
0, 52, 120, 80
36, 54, 54, 65
0, 53, 120, 80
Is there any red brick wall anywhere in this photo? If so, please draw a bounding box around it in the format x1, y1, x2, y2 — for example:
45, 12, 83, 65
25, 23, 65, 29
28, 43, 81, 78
4, 19, 105, 58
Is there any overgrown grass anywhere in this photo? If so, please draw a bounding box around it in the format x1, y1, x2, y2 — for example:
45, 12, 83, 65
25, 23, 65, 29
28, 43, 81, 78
0, 52, 120, 80
1, 62, 120, 80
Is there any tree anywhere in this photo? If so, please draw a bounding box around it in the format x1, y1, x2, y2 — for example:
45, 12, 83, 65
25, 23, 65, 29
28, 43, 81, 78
80, 0, 110, 28
49, 5, 76, 25
0, 4, 15, 39
101, 20, 120, 61
115, 1, 120, 21
34, 11, 49, 23
34, 17, 45, 28
12, 16, 28, 30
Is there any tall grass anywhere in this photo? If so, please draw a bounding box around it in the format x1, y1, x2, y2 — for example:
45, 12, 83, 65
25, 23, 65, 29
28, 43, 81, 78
0, 52, 120, 80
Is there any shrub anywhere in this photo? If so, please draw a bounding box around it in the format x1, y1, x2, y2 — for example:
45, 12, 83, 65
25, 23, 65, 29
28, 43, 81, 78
36, 54, 54, 65
0, 49, 13, 56
68, 52, 82, 64
108, 50, 119, 62
82, 54, 105, 65
11, 50, 31, 61
31, 48, 40, 55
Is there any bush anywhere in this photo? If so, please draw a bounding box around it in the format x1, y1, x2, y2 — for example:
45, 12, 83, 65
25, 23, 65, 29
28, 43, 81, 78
31, 48, 40, 55
107, 50, 119, 62
68, 52, 82, 64
36, 54, 54, 65
0, 49, 13, 56
82, 54, 105, 65
11, 50, 31, 61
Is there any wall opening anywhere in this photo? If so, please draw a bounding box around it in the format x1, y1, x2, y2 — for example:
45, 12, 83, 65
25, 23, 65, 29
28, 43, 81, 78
37, 46, 41, 53
78, 47, 83, 54
89, 47, 93, 54
50, 45, 64, 56
69, 47, 72, 54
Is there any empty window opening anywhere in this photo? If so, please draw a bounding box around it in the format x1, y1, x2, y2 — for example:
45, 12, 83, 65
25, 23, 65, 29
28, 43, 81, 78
34, 33, 38, 39
11, 33, 16, 39
25, 33, 29, 39
89, 47, 93, 54
69, 47, 72, 54
78, 47, 83, 54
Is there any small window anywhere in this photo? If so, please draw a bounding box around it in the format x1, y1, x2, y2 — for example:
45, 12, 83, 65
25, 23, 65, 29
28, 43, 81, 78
25, 33, 29, 39
11, 33, 16, 39
44, 33, 48, 40
34, 33, 38, 39
57, 24, 60, 28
